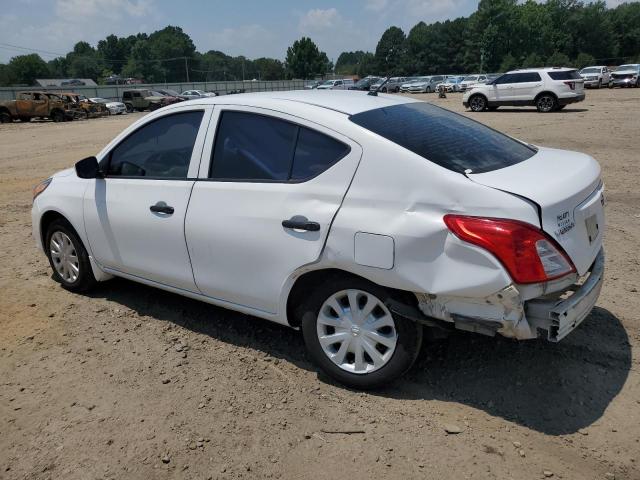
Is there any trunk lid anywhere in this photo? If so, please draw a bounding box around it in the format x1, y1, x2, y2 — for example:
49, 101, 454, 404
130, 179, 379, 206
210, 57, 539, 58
468, 147, 604, 275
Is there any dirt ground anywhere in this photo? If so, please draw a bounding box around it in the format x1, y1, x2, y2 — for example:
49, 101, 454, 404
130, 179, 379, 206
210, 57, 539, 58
1, 88, 639, 480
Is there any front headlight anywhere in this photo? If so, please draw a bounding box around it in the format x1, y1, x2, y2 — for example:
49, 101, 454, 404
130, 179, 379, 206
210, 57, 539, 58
33, 178, 52, 201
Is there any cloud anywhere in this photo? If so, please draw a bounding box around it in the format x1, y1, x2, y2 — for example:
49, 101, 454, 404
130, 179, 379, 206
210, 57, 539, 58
55, 0, 152, 19
207, 24, 278, 59
365, 0, 389, 12
298, 8, 342, 32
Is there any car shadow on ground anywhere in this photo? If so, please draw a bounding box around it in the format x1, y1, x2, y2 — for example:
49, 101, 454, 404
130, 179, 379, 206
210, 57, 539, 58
481, 108, 589, 114
91, 278, 630, 436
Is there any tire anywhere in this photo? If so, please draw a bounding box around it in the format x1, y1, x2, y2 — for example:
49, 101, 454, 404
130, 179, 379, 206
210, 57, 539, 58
45, 219, 97, 293
468, 94, 487, 112
125, 103, 134, 113
597, 80, 602, 89
426, 86, 433, 93
0, 111, 13, 123
300, 275, 423, 389
51, 109, 64, 122
536, 93, 557, 113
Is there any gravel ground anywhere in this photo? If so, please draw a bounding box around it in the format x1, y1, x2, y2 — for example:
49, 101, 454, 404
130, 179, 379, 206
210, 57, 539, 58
1, 88, 639, 480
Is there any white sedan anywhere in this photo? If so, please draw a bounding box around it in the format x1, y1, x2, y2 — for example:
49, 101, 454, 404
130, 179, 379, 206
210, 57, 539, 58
90, 98, 127, 115
181, 90, 217, 99
32, 91, 605, 388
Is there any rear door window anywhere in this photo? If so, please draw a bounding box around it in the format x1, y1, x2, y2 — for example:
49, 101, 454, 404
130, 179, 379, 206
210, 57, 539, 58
349, 102, 536, 174
210, 111, 350, 182
547, 70, 581, 80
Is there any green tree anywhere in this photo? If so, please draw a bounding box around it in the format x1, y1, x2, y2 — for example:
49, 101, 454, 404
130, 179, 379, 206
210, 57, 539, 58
374, 26, 406, 75
7, 54, 50, 85
335, 51, 368, 75
499, 53, 518, 72
0, 63, 13, 86
574, 52, 596, 68
285, 37, 331, 79
253, 58, 285, 80
147, 26, 196, 82
121, 39, 165, 82
522, 52, 544, 68
546, 51, 571, 66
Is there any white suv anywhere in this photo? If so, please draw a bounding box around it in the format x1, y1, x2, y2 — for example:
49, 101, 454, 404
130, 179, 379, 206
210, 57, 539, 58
463, 68, 585, 113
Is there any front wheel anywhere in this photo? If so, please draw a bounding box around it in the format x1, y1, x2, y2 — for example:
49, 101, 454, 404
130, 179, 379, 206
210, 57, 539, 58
469, 95, 487, 112
300, 276, 423, 389
46, 219, 96, 292
125, 103, 134, 113
51, 110, 64, 122
536, 94, 557, 113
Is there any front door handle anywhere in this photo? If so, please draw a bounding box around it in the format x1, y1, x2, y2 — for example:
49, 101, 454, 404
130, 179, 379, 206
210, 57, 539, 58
282, 218, 320, 231
150, 202, 174, 215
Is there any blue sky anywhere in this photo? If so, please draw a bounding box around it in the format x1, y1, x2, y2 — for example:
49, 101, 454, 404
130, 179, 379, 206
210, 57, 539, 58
0, 0, 630, 63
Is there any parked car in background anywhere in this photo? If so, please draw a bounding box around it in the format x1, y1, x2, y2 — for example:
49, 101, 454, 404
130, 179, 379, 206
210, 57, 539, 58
32, 90, 605, 388
399, 77, 427, 93
0, 91, 69, 123
463, 67, 585, 112
610, 64, 640, 88
181, 90, 217, 99
406, 75, 445, 93
579, 66, 611, 88
122, 89, 180, 112
316, 79, 355, 90
370, 77, 407, 93
58, 93, 108, 119
90, 98, 127, 115
458, 74, 489, 92
155, 89, 187, 101
349, 76, 381, 91
439, 76, 465, 92
304, 81, 322, 90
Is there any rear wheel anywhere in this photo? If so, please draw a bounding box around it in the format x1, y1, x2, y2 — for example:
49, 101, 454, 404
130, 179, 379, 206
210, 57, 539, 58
0, 111, 13, 123
51, 109, 64, 122
536, 94, 557, 113
469, 94, 487, 112
45, 219, 96, 292
300, 276, 423, 389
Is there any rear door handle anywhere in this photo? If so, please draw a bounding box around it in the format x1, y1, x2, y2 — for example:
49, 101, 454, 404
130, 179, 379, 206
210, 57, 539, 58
150, 202, 174, 215
282, 218, 320, 231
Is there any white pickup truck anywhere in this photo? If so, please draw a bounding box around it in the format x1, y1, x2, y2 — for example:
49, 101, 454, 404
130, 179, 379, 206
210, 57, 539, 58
579, 66, 611, 89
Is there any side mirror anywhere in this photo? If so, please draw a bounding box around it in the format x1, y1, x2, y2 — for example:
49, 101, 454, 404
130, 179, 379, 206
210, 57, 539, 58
75, 156, 102, 179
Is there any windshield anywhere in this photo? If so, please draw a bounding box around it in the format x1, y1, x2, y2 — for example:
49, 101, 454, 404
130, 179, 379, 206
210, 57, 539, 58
349, 102, 536, 174
321, 80, 334, 86
614, 64, 639, 72
463, 76, 478, 81
581, 68, 600, 74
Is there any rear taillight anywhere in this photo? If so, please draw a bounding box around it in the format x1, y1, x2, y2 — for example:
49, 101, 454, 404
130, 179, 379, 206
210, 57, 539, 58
564, 81, 576, 90
443, 215, 575, 284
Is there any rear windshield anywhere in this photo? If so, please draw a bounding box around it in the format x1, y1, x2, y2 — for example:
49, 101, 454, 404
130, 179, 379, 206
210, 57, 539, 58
349, 102, 536, 174
547, 70, 581, 80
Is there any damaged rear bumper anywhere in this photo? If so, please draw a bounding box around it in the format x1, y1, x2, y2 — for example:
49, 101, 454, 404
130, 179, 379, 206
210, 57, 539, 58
412, 249, 604, 341
526, 248, 604, 341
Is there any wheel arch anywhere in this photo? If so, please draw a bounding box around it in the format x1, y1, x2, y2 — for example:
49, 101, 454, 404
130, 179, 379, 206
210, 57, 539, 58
534, 90, 558, 101
285, 267, 418, 328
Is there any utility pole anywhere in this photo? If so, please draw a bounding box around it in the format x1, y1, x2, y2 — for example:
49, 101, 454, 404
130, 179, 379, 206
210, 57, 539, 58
184, 57, 189, 82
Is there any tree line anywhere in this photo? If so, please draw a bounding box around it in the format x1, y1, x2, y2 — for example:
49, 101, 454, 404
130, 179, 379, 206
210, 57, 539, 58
1, 0, 638, 87
337, 0, 640, 76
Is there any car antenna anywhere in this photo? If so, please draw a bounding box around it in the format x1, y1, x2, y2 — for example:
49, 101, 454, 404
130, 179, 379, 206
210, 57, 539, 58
368, 75, 391, 96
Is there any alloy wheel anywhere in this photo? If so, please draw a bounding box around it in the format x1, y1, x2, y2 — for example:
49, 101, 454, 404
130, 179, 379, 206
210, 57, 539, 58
316, 289, 398, 374
537, 95, 555, 112
50, 231, 80, 283
469, 95, 486, 112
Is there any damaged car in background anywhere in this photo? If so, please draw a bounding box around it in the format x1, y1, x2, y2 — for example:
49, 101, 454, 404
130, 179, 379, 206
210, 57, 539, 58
32, 91, 605, 389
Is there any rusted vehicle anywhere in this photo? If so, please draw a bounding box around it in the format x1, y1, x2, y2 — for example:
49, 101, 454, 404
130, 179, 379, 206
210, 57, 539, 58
0, 91, 69, 123
58, 92, 108, 119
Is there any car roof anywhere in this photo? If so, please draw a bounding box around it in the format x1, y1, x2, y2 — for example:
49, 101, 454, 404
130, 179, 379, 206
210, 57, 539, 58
187, 90, 419, 115
508, 67, 576, 73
